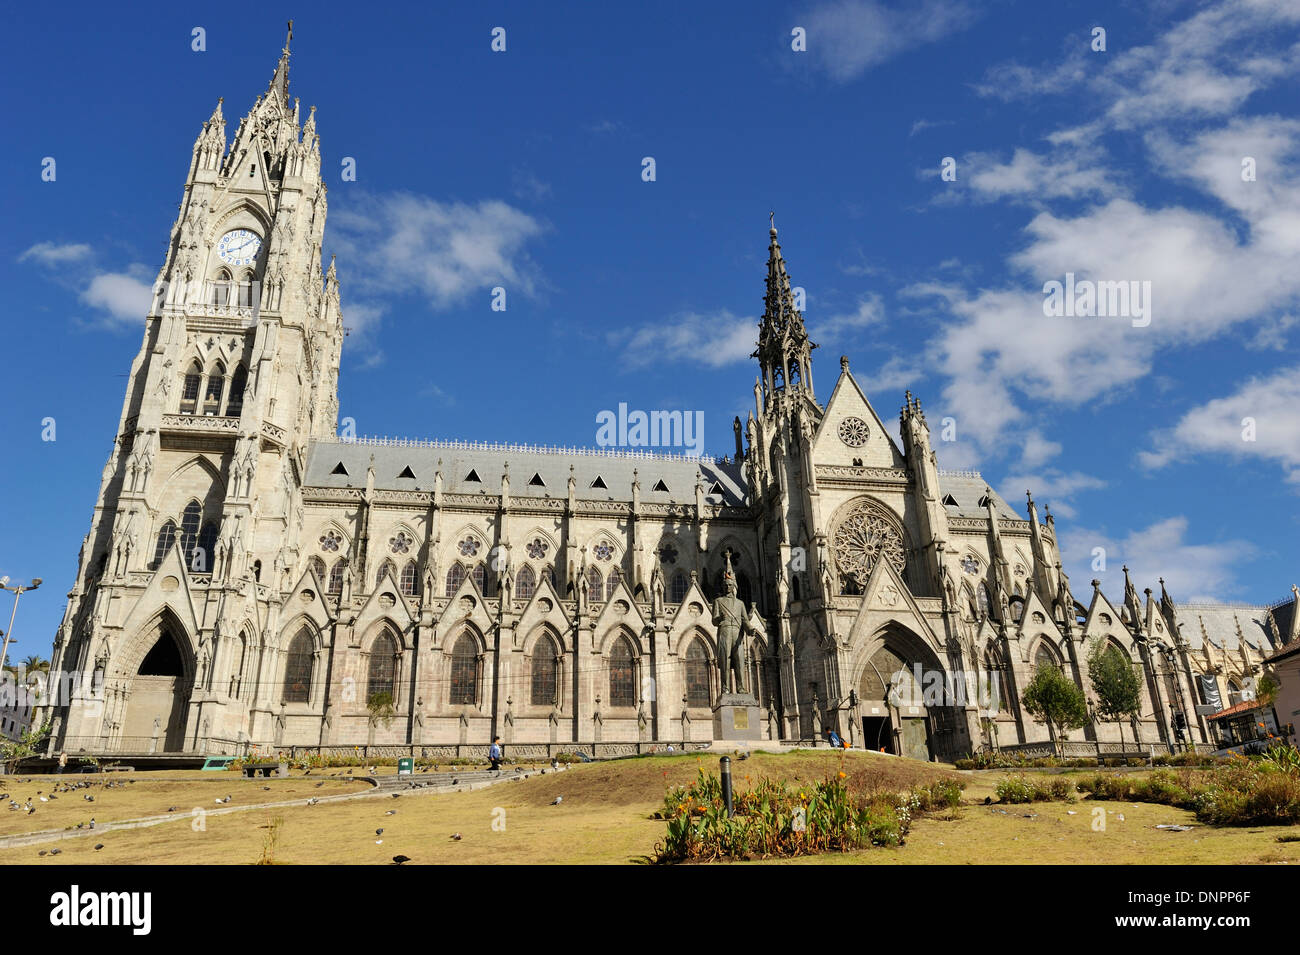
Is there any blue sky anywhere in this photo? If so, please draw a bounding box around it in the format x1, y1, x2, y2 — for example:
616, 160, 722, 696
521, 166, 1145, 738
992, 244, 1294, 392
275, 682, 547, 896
3, 0, 1299, 656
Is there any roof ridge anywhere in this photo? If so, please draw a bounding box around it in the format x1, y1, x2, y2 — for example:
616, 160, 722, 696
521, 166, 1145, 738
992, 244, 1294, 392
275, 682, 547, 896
316, 435, 722, 465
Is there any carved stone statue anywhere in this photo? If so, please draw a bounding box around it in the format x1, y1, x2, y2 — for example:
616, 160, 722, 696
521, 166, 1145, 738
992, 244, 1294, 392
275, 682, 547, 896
710, 558, 752, 696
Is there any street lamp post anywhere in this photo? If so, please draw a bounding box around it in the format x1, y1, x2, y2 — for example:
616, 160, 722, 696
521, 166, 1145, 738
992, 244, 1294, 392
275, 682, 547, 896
0, 576, 42, 676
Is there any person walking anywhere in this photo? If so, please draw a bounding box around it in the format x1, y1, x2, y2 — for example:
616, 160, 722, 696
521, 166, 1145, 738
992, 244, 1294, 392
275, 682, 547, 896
488, 737, 502, 772
57, 752, 68, 775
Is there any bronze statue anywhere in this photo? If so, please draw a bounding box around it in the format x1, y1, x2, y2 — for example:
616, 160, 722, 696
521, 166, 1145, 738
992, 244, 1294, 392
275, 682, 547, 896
711, 558, 752, 695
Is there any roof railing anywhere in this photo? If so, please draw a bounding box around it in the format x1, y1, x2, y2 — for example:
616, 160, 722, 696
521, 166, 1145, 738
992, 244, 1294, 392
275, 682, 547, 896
318, 434, 720, 464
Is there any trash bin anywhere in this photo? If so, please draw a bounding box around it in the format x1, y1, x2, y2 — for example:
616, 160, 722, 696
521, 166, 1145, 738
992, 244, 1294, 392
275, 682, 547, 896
398, 757, 414, 776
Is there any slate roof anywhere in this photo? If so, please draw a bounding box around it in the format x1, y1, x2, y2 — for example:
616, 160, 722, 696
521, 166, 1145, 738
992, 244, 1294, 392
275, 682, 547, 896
305, 440, 750, 506
1175, 603, 1278, 654
936, 471, 1022, 521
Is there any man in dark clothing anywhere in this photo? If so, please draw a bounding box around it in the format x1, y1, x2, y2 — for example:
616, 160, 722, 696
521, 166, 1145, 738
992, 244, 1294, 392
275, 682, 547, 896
489, 737, 502, 772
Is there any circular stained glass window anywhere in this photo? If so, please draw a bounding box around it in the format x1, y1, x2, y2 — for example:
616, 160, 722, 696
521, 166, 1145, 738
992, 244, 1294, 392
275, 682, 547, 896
526, 538, 548, 559
593, 542, 613, 562
838, 416, 869, 447
458, 537, 481, 557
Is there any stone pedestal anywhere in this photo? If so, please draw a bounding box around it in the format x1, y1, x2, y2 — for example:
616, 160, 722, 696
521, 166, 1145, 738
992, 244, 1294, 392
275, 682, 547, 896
712, 693, 761, 741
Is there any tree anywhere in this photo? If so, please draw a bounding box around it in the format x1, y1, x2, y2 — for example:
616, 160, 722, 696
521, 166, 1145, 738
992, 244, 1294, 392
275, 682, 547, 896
1021, 664, 1089, 755
2, 719, 51, 774
1087, 640, 1143, 750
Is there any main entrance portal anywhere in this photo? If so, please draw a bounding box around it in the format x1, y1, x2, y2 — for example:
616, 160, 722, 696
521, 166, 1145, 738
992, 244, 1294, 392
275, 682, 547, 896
122, 627, 189, 752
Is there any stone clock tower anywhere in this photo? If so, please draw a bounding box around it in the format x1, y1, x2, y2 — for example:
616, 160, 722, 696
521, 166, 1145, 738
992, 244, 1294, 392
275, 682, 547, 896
45, 24, 345, 753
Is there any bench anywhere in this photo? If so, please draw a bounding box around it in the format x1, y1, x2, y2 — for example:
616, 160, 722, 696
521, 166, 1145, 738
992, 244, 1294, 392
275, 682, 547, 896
242, 761, 289, 778
102, 765, 135, 773
202, 756, 236, 771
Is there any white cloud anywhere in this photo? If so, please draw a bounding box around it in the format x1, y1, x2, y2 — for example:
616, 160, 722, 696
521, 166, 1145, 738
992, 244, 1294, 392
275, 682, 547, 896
18, 242, 92, 266
331, 193, 546, 309
620, 310, 757, 369
1141, 364, 1300, 481
79, 267, 153, 328
1059, 515, 1257, 604
997, 469, 1105, 520
813, 294, 886, 342
511, 168, 552, 202
803, 0, 979, 82
1017, 431, 1063, 470
961, 147, 1123, 203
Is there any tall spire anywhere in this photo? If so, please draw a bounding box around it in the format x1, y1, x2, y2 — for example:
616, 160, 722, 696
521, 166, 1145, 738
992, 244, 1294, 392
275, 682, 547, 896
753, 215, 818, 408
269, 20, 293, 104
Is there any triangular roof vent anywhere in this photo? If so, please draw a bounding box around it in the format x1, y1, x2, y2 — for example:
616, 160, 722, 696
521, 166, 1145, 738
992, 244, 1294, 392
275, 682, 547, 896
528, 472, 546, 487
652, 479, 670, 493
590, 475, 608, 489
397, 465, 416, 479
709, 481, 726, 495
330, 462, 349, 476
942, 494, 958, 506
465, 469, 482, 483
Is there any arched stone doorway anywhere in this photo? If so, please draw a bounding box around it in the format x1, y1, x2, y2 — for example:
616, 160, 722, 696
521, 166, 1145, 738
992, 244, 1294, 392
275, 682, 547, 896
855, 625, 960, 762
122, 619, 191, 752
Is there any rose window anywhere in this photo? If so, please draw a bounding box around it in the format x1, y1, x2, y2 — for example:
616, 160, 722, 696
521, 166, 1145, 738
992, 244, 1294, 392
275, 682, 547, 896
832, 501, 905, 586
961, 556, 979, 575
390, 532, 412, 554
458, 537, 481, 557
319, 531, 342, 552
526, 538, 549, 560
593, 542, 613, 562
658, 543, 678, 564
837, 416, 869, 448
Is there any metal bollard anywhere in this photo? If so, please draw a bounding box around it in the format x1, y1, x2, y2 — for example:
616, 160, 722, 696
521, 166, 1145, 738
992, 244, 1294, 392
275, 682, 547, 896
720, 756, 733, 817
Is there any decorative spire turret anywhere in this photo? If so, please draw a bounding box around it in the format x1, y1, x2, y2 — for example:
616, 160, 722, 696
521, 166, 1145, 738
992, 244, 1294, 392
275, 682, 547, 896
753, 216, 817, 410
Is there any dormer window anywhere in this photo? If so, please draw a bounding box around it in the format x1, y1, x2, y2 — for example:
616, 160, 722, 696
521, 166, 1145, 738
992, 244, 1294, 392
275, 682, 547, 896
590, 475, 607, 489
942, 494, 958, 506
330, 462, 349, 476
652, 479, 670, 493
528, 472, 546, 487
465, 469, 482, 483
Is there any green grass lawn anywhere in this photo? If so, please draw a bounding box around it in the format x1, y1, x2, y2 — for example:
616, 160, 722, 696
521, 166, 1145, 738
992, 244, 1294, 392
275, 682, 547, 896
2, 755, 1297, 865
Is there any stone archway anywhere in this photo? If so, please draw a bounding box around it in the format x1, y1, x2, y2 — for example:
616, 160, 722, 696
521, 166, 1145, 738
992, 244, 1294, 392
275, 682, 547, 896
853, 624, 958, 761
121, 618, 192, 752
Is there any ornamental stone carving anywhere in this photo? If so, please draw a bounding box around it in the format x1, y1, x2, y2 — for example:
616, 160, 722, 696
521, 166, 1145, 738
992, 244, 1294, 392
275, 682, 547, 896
832, 499, 905, 586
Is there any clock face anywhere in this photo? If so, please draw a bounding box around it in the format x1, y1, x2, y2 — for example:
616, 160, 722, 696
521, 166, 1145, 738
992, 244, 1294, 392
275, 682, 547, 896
216, 229, 262, 267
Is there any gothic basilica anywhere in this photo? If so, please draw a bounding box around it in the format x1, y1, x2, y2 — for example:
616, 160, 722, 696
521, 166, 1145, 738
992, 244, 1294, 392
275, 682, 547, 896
38, 34, 1297, 762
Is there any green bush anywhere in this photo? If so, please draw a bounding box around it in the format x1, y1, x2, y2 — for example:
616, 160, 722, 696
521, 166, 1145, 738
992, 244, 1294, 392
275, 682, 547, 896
654, 769, 948, 862
995, 773, 1073, 804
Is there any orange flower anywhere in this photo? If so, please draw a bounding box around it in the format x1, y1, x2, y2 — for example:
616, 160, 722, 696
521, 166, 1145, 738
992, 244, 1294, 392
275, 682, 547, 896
837, 771, 846, 779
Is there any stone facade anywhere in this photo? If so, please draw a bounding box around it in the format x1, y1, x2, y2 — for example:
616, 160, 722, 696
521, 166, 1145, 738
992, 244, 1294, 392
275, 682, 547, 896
37, 32, 1296, 761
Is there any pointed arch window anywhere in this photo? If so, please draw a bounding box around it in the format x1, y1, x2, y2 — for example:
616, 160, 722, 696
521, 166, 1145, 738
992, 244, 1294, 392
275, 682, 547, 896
445, 563, 466, 596
203, 362, 225, 415
195, 521, 219, 573
179, 501, 202, 567
609, 638, 636, 707
586, 566, 604, 601
152, 520, 177, 569
1034, 643, 1060, 671
977, 583, 992, 619
225, 365, 247, 417
669, 571, 689, 604
516, 564, 536, 601
230, 633, 248, 698
210, 269, 231, 306
540, 565, 555, 589
531, 635, 558, 706
283, 627, 314, 703
606, 567, 623, 599
736, 570, 752, 606
367, 630, 397, 702
180, 362, 202, 414
400, 561, 420, 597
375, 559, 396, 590
686, 638, 711, 707
308, 556, 326, 584
327, 559, 345, 595
236, 270, 255, 307
984, 644, 1011, 713
471, 562, 486, 595
450, 633, 478, 705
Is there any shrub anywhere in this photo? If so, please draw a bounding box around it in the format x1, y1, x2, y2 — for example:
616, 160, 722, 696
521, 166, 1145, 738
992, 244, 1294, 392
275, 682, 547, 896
653, 768, 942, 862
995, 773, 1072, 804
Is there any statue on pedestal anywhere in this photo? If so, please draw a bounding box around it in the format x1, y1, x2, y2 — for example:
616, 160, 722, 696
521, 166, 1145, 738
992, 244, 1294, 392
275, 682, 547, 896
711, 554, 753, 696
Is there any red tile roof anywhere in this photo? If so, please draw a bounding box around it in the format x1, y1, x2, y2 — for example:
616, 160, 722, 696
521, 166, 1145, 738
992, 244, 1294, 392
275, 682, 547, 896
1205, 699, 1263, 721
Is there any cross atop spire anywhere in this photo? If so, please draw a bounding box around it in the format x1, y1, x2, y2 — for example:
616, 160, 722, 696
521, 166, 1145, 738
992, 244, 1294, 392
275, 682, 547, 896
269, 20, 293, 104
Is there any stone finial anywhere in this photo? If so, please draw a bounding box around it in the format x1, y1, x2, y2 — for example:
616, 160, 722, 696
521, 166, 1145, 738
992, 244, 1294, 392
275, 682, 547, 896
840, 355, 850, 373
